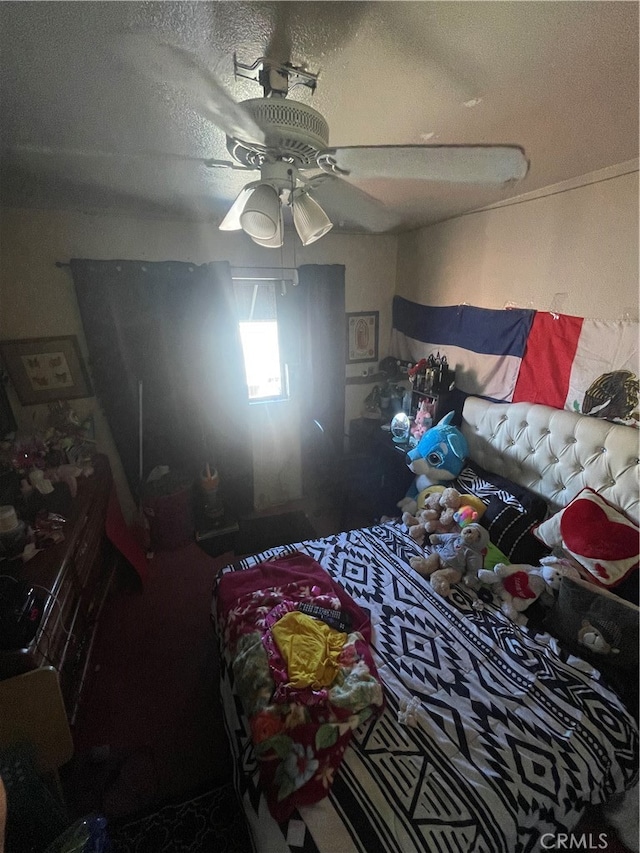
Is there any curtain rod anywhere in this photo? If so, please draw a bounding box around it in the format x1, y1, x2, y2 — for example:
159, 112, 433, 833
55, 261, 298, 284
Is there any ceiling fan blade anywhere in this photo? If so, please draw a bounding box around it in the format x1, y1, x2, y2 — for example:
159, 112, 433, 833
317, 145, 529, 184
304, 174, 401, 233
118, 36, 265, 147
8, 144, 208, 165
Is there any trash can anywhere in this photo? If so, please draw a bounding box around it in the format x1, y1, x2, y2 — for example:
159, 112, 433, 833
141, 470, 194, 551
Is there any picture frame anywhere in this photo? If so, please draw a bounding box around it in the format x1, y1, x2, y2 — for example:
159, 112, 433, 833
346, 311, 379, 364
0, 335, 93, 405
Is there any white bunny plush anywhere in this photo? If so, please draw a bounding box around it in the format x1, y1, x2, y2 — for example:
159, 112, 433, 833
477, 558, 580, 625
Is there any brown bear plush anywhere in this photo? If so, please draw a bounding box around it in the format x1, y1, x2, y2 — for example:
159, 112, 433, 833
402, 487, 464, 544
409, 523, 490, 598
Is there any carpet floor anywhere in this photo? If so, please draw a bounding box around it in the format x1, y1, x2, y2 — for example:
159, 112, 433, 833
63, 510, 319, 845
109, 784, 252, 853
65, 542, 234, 820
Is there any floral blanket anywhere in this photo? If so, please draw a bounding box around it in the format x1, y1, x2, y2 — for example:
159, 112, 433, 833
215, 551, 384, 821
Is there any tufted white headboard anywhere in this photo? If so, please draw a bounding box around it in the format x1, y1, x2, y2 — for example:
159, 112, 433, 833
461, 397, 640, 525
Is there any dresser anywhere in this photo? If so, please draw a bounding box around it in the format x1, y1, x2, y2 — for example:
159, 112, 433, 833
0, 454, 117, 724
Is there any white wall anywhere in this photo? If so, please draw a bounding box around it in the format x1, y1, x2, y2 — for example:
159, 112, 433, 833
395, 164, 639, 320
0, 208, 397, 516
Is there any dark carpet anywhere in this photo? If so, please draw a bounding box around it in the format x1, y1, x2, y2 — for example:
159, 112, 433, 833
63, 514, 313, 850
238, 510, 317, 555
66, 543, 235, 819
109, 784, 252, 853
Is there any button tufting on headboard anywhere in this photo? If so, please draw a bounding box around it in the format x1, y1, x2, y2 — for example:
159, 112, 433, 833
461, 397, 640, 524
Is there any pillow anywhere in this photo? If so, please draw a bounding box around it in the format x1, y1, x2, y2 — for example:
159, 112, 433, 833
533, 488, 639, 590
480, 497, 552, 565
543, 576, 639, 711
453, 461, 550, 564
454, 460, 548, 518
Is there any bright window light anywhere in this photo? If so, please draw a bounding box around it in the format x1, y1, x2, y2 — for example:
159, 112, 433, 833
239, 320, 283, 401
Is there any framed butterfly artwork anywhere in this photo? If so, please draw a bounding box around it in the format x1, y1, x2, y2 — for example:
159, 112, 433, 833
0, 335, 93, 405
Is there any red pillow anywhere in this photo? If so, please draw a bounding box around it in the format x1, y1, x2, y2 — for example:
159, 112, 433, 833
534, 488, 639, 589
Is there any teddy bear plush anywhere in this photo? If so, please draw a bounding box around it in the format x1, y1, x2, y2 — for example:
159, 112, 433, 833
477, 558, 580, 625
409, 523, 490, 598
402, 487, 464, 543
402, 488, 486, 545
429, 487, 463, 533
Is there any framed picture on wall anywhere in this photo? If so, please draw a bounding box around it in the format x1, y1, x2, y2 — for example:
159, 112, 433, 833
346, 311, 379, 364
0, 335, 93, 405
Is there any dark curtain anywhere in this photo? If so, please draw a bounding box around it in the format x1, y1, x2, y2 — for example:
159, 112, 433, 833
0, 375, 17, 439
277, 264, 346, 493
71, 259, 252, 512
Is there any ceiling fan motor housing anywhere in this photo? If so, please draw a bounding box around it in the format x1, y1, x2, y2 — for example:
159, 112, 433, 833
226, 98, 330, 166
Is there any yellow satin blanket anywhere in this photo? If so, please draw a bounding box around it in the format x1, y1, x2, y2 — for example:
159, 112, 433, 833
271, 611, 347, 689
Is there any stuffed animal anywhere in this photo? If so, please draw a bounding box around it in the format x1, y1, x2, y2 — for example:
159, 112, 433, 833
397, 413, 468, 515
409, 523, 490, 598
433, 487, 464, 531
477, 558, 580, 625
402, 487, 464, 543
402, 488, 486, 543
453, 505, 478, 527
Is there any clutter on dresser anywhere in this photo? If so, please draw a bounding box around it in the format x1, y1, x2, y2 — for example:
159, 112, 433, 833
0, 402, 99, 563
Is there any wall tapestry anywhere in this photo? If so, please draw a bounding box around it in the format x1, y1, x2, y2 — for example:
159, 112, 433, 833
390, 299, 534, 402
390, 298, 639, 426
512, 311, 639, 424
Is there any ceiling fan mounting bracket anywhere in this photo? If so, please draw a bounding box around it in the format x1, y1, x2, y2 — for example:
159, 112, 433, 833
234, 54, 318, 98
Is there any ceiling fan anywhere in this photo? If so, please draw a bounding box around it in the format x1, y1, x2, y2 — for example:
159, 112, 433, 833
118, 37, 528, 248
186, 50, 529, 247
9, 37, 529, 246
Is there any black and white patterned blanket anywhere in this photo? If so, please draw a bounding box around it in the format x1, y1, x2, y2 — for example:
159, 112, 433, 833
213, 523, 638, 853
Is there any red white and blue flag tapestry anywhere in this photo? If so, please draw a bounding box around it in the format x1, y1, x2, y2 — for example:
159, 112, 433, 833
391, 298, 639, 424
390, 298, 534, 401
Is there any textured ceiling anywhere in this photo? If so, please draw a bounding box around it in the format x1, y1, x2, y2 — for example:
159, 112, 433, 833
0, 1, 638, 233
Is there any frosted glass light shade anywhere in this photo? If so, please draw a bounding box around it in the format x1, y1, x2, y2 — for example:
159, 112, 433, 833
251, 206, 284, 247
219, 183, 258, 231
293, 193, 333, 245
240, 184, 281, 240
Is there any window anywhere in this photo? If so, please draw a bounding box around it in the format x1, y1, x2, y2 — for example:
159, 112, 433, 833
234, 280, 287, 402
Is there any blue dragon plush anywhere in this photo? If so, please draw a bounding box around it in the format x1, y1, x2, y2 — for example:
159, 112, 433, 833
397, 412, 469, 515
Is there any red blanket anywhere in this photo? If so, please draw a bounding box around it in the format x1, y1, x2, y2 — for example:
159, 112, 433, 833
216, 551, 384, 821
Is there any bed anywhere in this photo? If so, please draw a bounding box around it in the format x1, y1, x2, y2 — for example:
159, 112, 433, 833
212, 397, 639, 853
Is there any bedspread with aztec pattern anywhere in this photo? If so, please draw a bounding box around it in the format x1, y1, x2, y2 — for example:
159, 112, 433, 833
212, 523, 638, 853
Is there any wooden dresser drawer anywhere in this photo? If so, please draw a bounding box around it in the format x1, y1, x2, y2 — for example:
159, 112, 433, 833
0, 454, 117, 722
